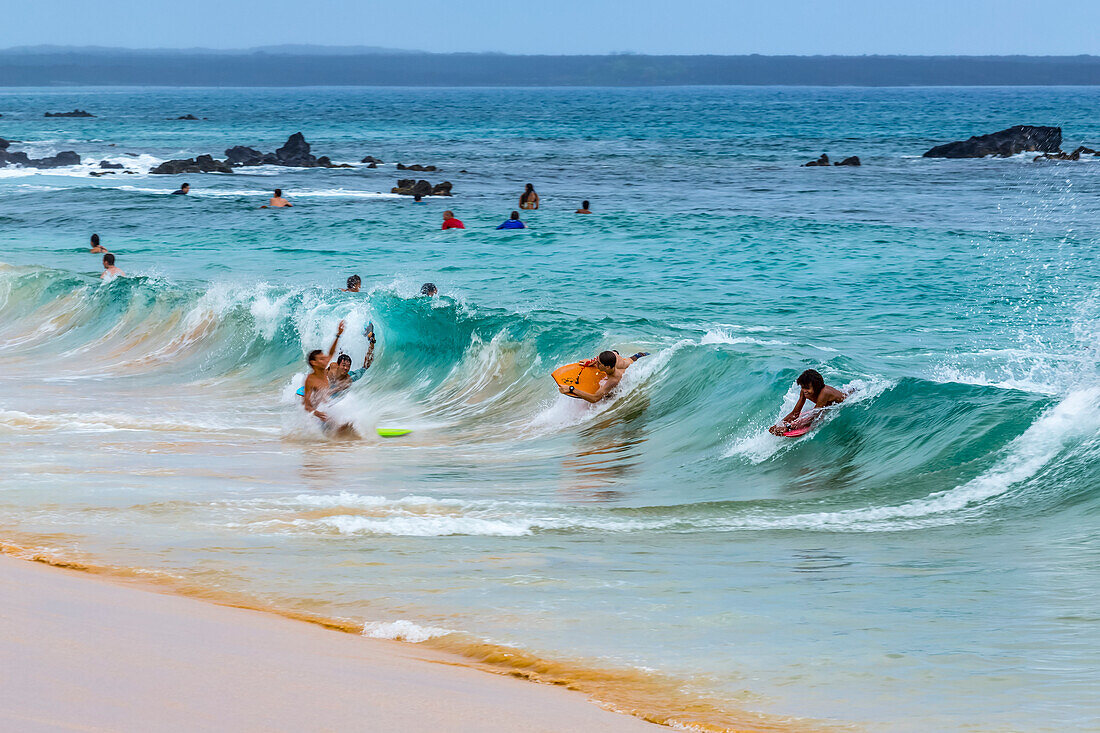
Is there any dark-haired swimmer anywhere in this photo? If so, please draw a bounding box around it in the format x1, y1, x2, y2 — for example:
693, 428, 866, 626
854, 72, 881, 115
559, 350, 648, 404
302, 320, 345, 424
343, 275, 361, 293
327, 327, 376, 396
769, 368, 847, 435
89, 233, 109, 253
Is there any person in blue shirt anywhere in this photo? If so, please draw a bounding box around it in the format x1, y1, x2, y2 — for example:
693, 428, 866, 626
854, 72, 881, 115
326, 328, 376, 396
497, 211, 526, 230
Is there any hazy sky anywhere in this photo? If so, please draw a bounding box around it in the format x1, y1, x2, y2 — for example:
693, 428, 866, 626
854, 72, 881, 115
6, 0, 1100, 55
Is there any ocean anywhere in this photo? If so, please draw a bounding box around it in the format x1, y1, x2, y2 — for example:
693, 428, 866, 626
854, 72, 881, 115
1, 86, 1098, 731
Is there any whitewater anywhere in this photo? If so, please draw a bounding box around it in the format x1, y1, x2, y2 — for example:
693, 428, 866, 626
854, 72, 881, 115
0, 85, 1099, 731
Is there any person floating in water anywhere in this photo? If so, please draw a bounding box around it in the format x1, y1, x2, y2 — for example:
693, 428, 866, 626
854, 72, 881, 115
302, 320, 346, 424
441, 210, 464, 229
171, 182, 190, 195
101, 253, 125, 279
420, 282, 438, 296
497, 211, 526, 230
413, 194, 426, 204
519, 183, 539, 210
326, 326, 376, 396
89, 233, 108, 253
263, 188, 292, 208
575, 200, 592, 214
769, 369, 847, 435
559, 350, 648, 404
343, 275, 361, 293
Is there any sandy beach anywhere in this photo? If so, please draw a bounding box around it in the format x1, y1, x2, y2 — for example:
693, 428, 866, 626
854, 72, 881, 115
0, 554, 655, 732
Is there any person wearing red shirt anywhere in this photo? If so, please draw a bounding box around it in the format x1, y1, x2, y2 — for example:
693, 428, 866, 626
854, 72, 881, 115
441, 210, 465, 230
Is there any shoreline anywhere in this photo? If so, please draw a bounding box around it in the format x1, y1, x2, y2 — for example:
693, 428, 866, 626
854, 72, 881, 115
0, 551, 661, 733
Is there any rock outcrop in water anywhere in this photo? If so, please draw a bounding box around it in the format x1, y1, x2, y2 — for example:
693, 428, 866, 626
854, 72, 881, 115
223, 133, 349, 168
99, 160, 124, 169
397, 163, 437, 172
45, 109, 94, 118
150, 154, 233, 174
1033, 145, 1100, 162
175, 114, 200, 120
0, 142, 80, 168
361, 155, 383, 164
391, 179, 453, 196
922, 126, 1062, 158
803, 154, 861, 167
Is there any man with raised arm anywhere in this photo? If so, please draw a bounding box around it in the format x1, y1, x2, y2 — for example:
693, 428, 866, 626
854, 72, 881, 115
302, 321, 345, 423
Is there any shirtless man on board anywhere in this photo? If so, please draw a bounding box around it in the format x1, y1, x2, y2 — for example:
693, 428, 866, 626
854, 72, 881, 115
769, 368, 847, 435
558, 350, 648, 404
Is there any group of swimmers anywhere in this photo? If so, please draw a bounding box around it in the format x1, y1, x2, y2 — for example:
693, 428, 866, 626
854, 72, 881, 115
300, 319, 845, 437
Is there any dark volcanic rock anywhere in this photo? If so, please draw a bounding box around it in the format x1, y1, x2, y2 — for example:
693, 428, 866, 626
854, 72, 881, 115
45, 109, 94, 118
175, 114, 200, 120
803, 154, 830, 167
224, 145, 277, 166
361, 156, 383, 164
397, 163, 437, 172
392, 179, 432, 196
923, 126, 1061, 158
150, 154, 233, 174
99, 160, 124, 169
1034, 145, 1099, 162
835, 156, 861, 166
275, 132, 317, 166
0, 138, 9, 150
224, 133, 341, 168
367, 162, 378, 168
391, 179, 453, 196
0, 148, 80, 168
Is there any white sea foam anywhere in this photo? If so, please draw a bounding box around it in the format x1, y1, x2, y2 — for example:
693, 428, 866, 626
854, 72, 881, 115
361, 620, 453, 643
700, 327, 788, 347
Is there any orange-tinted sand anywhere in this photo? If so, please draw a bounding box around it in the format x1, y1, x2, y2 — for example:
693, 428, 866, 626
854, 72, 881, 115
0, 554, 656, 732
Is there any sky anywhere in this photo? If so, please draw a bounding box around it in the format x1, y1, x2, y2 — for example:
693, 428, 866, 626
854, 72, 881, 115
5, 0, 1100, 56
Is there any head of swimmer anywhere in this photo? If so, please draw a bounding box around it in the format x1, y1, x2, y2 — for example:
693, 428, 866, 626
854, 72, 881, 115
596, 350, 618, 374
346, 275, 361, 292
102, 253, 115, 268
307, 348, 327, 371
420, 282, 438, 297
274, 188, 282, 197
332, 353, 352, 378
510, 210, 521, 220
796, 369, 824, 400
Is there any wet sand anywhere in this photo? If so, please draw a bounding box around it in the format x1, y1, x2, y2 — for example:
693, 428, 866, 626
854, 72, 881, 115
0, 554, 655, 732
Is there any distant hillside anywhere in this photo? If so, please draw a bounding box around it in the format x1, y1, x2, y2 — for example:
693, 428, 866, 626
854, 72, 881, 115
1, 49, 1100, 86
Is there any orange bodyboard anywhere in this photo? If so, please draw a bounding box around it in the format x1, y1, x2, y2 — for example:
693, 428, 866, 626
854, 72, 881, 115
551, 362, 605, 398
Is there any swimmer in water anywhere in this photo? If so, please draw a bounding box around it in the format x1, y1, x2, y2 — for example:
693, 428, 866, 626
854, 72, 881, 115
343, 275, 361, 293
89, 233, 109, 253
326, 326, 376, 396
519, 183, 539, 210
575, 200, 592, 214
420, 282, 438, 296
769, 369, 848, 435
100, 253, 125, 279
171, 183, 190, 195
262, 188, 292, 208
496, 211, 526, 230
302, 321, 346, 424
559, 350, 648, 404
441, 210, 464, 229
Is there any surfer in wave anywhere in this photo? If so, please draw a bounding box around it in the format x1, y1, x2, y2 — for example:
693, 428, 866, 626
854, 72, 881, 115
302, 320, 346, 425
558, 350, 648, 404
327, 324, 376, 396
769, 369, 847, 435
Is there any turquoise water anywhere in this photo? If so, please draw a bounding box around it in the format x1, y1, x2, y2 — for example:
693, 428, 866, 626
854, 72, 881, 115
1, 86, 1099, 730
